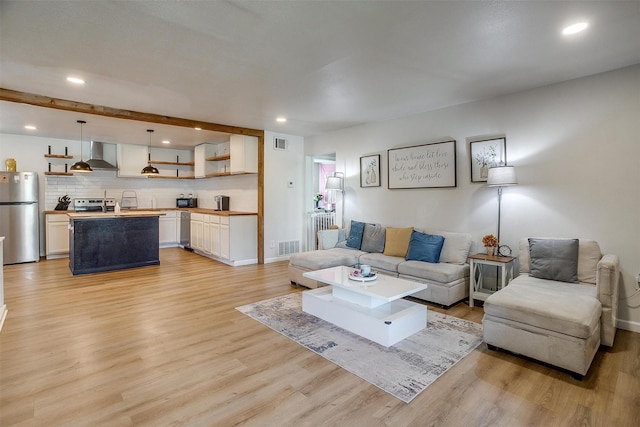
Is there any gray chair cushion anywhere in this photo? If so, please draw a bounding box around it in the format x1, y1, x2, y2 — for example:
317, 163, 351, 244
529, 238, 579, 283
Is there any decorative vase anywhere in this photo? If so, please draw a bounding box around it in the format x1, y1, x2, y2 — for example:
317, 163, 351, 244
480, 165, 488, 179
486, 246, 495, 256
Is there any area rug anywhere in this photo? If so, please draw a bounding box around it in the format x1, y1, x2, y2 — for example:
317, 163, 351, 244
236, 293, 483, 403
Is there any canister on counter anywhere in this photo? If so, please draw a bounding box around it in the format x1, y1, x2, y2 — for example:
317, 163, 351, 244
6, 158, 16, 171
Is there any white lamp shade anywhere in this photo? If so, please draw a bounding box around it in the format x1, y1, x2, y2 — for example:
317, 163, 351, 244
325, 175, 343, 190
487, 166, 517, 187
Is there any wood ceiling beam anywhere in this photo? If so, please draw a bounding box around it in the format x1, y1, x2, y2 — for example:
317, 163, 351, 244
0, 88, 263, 137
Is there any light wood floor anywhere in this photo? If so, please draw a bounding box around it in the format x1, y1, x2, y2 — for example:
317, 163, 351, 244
1, 248, 638, 426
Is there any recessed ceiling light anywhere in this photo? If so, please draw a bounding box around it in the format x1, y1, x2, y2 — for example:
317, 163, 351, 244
24, 125, 37, 130
276, 117, 287, 123
162, 140, 170, 144
66, 76, 85, 84
562, 22, 589, 35
194, 127, 202, 131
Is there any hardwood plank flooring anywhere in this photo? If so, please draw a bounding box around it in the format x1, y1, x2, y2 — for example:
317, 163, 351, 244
1, 248, 638, 426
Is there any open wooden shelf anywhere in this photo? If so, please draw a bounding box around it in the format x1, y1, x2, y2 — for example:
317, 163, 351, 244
205, 154, 231, 162
205, 171, 232, 178
149, 160, 195, 166
44, 171, 73, 176
44, 154, 74, 159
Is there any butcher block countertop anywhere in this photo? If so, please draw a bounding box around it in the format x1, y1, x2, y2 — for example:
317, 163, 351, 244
46, 208, 256, 216
67, 211, 165, 219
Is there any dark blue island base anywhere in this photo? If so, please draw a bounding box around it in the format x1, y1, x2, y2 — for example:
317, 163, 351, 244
69, 215, 160, 275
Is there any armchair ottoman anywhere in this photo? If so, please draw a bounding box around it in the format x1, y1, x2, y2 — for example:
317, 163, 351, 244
483, 238, 619, 378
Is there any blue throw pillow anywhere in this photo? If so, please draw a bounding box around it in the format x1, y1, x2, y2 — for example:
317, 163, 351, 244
346, 220, 366, 249
406, 231, 445, 263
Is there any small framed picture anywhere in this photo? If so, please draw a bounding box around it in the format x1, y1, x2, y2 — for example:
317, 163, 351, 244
360, 154, 381, 187
470, 137, 506, 182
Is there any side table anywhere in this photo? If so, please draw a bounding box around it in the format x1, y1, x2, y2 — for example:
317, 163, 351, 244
468, 253, 516, 308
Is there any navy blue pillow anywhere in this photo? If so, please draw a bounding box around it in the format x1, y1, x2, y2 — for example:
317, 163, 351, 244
406, 231, 445, 263
346, 220, 366, 249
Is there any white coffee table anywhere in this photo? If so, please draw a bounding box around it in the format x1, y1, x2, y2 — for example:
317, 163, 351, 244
302, 266, 428, 347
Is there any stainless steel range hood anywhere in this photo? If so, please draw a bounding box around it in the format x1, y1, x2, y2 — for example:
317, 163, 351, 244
86, 141, 118, 170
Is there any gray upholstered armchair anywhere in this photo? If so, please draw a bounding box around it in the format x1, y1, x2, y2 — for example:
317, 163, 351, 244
483, 238, 619, 378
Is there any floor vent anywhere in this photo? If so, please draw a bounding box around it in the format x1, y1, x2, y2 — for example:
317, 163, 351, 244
274, 137, 288, 150
279, 240, 300, 256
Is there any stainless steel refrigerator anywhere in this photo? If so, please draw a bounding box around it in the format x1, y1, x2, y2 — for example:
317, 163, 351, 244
0, 171, 40, 264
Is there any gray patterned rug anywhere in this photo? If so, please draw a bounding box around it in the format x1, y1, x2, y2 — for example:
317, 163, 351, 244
236, 293, 483, 403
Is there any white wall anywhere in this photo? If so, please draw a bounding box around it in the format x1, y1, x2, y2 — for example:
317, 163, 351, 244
305, 65, 640, 331
263, 131, 305, 263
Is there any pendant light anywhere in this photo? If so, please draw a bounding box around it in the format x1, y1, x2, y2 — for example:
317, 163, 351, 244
70, 120, 93, 173
141, 129, 159, 176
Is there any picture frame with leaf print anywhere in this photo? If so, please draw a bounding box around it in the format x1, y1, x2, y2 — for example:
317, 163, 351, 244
470, 137, 506, 182
360, 154, 381, 187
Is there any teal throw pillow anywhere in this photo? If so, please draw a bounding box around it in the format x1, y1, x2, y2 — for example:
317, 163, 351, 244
406, 231, 445, 263
346, 220, 366, 249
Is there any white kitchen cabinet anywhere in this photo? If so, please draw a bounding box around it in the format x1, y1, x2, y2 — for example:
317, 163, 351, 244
46, 214, 70, 259
190, 213, 205, 251
117, 143, 148, 177
229, 134, 258, 174
158, 211, 178, 247
219, 216, 230, 259
194, 144, 219, 178
190, 214, 257, 266
209, 215, 221, 257
202, 215, 212, 255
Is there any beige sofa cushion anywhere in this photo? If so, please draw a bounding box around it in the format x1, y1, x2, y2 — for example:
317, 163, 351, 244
423, 230, 472, 265
290, 247, 364, 270
398, 260, 469, 283
519, 238, 602, 285
484, 275, 601, 339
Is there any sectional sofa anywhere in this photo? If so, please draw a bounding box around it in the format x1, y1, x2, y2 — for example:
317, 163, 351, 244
288, 221, 473, 307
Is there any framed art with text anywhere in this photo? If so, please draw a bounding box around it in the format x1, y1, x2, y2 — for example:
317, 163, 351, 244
387, 140, 456, 189
470, 137, 506, 182
360, 154, 381, 187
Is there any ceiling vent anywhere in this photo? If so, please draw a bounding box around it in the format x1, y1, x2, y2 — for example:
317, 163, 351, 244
274, 137, 288, 151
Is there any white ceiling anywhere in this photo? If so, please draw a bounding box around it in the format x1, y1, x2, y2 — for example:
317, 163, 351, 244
1, 0, 639, 147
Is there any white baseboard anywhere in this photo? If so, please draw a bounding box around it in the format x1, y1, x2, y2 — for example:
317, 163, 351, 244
617, 318, 640, 333
264, 255, 291, 264
0, 304, 7, 333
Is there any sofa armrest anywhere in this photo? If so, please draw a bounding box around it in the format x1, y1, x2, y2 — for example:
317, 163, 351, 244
596, 254, 619, 346
596, 254, 619, 307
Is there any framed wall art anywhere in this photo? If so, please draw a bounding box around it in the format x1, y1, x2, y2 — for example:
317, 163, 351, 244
360, 154, 381, 187
470, 137, 506, 182
387, 140, 456, 189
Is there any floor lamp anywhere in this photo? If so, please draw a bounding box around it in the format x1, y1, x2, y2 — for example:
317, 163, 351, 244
325, 172, 345, 228
487, 166, 517, 244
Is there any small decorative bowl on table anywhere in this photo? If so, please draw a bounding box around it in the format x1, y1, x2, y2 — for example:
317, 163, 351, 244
348, 269, 378, 282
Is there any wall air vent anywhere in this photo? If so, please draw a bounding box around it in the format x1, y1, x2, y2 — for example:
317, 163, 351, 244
274, 137, 288, 151
278, 240, 300, 256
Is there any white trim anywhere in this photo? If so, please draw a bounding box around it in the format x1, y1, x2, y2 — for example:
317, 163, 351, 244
264, 255, 291, 264
0, 304, 7, 333
616, 318, 640, 334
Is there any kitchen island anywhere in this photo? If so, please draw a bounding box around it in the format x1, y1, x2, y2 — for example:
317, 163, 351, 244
68, 211, 164, 275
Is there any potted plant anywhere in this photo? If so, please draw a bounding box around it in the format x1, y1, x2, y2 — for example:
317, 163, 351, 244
313, 193, 324, 209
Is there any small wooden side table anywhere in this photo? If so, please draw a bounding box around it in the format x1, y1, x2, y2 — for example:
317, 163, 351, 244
468, 254, 516, 308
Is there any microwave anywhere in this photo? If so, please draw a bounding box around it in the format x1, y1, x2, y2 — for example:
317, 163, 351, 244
176, 198, 197, 208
